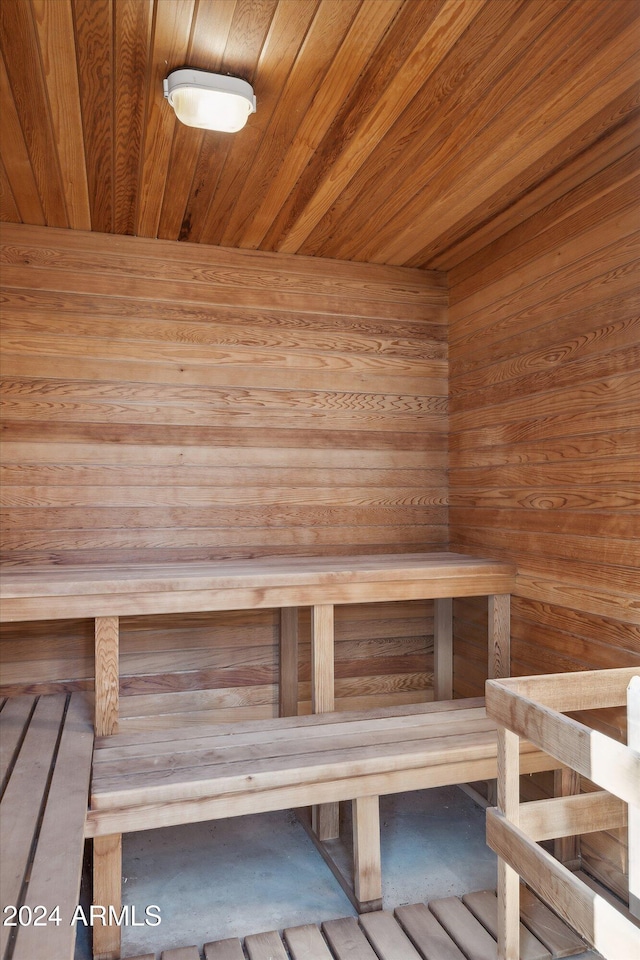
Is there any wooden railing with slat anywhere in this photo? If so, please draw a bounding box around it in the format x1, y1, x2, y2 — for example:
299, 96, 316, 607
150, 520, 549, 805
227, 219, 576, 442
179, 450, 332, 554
486, 667, 640, 960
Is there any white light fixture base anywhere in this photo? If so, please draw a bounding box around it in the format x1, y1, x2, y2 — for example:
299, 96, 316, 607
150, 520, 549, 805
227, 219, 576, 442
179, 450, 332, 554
163, 69, 256, 132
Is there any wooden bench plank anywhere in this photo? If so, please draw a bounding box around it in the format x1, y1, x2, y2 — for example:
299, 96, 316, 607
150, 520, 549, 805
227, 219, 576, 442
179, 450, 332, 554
90, 707, 496, 764
2, 578, 516, 620
0, 695, 66, 959
0, 554, 517, 622
94, 723, 497, 781
91, 723, 553, 814
89, 702, 514, 800
359, 910, 423, 960
87, 748, 556, 838
93, 715, 496, 792
11, 695, 94, 960
100, 697, 488, 750
322, 917, 379, 960
95, 699, 489, 756
395, 902, 468, 960
87, 743, 557, 838
90, 728, 504, 808
462, 890, 551, 960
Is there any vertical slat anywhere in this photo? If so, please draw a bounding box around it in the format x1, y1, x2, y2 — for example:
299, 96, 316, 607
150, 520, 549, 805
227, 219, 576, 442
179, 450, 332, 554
487, 593, 511, 806
279, 606, 299, 717
488, 593, 510, 680
311, 603, 338, 840
353, 795, 382, 906
93, 833, 122, 960
311, 603, 334, 714
497, 725, 520, 960
95, 616, 119, 736
553, 768, 581, 866
628, 675, 639, 919
434, 597, 453, 700
30, 0, 91, 229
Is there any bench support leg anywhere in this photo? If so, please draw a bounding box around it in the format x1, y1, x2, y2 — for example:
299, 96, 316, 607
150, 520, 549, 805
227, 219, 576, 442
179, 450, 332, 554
312, 801, 340, 841
95, 616, 119, 736
488, 594, 510, 681
311, 603, 339, 840
487, 594, 511, 807
434, 597, 453, 700
279, 607, 299, 717
353, 795, 383, 910
93, 833, 122, 960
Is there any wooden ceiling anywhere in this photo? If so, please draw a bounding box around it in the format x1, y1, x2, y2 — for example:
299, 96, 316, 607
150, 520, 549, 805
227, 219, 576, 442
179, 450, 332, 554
0, 0, 638, 269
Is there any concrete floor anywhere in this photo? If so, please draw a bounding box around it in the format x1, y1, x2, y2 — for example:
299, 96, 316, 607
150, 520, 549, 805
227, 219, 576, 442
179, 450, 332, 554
75, 786, 598, 959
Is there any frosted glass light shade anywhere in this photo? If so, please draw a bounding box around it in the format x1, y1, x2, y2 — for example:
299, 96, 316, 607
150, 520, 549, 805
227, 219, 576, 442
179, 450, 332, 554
163, 70, 256, 132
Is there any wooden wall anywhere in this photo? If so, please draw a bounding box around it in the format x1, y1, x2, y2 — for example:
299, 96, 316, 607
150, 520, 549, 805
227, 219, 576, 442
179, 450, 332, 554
448, 139, 639, 899
0, 223, 447, 721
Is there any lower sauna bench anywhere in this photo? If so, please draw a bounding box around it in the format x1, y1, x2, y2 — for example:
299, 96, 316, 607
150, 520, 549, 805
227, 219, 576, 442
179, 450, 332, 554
0, 693, 94, 960
87, 696, 562, 960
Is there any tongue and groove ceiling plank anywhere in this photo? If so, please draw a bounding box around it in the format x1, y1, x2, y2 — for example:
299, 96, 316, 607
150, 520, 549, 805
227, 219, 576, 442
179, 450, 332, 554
0, 0, 637, 268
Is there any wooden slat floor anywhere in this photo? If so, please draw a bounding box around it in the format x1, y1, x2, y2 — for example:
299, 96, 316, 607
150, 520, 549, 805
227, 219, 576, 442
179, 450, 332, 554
123, 887, 591, 960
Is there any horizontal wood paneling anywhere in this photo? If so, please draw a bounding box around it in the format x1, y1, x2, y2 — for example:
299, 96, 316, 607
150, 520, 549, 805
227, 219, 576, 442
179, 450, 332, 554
0, 223, 446, 718
1, 1, 637, 268
448, 130, 639, 899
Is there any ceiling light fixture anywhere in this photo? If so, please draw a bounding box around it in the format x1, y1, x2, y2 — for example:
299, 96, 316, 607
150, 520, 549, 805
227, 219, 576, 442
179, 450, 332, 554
163, 69, 256, 132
